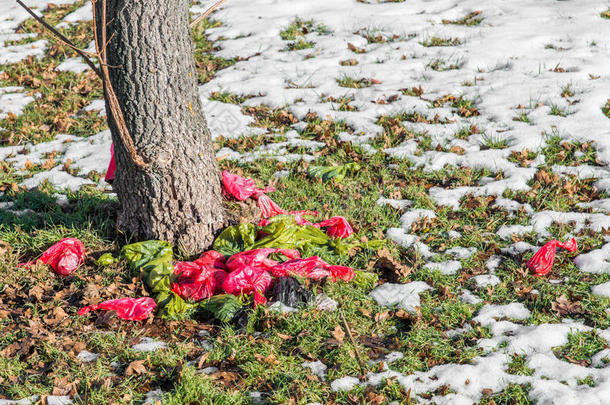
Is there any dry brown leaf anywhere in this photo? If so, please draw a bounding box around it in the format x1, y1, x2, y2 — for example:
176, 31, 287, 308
551, 294, 583, 316
332, 325, 345, 344
374, 311, 391, 322
254, 353, 279, 365
375, 248, 411, 279
29, 285, 45, 301
125, 359, 147, 376
277, 333, 293, 340
0, 240, 11, 256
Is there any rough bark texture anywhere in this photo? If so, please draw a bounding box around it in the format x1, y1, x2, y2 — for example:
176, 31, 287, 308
95, 0, 225, 254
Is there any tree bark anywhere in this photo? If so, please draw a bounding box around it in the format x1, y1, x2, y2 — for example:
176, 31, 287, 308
95, 0, 225, 255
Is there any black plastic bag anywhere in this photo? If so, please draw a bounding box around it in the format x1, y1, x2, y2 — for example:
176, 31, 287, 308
272, 277, 312, 308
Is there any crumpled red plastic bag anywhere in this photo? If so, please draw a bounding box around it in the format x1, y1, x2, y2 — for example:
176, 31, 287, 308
314, 216, 353, 239
225, 248, 300, 272
222, 266, 273, 306
194, 250, 227, 270
527, 238, 577, 276
171, 261, 217, 301
78, 297, 156, 320
256, 194, 287, 218
222, 171, 275, 201
193, 250, 228, 291
21, 238, 86, 276
105, 143, 116, 183
270, 256, 355, 282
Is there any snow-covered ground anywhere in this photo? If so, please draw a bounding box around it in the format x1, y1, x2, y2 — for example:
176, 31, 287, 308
1, 0, 610, 403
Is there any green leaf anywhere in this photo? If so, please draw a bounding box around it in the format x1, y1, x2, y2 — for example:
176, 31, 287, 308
213, 223, 257, 256
199, 294, 244, 323
307, 162, 360, 182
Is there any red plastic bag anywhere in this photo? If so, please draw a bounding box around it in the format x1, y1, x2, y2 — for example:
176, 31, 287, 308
222, 266, 273, 306
22, 238, 86, 276
328, 265, 355, 282
105, 143, 116, 183
527, 238, 577, 276
78, 297, 156, 320
270, 256, 354, 282
225, 248, 300, 272
171, 261, 217, 301
222, 171, 275, 201
256, 194, 287, 218
314, 216, 353, 239
194, 250, 227, 270
270, 256, 330, 279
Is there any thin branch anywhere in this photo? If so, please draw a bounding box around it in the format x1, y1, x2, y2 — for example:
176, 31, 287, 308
92, 0, 147, 168
339, 309, 367, 375
190, 0, 226, 28
14, 0, 102, 78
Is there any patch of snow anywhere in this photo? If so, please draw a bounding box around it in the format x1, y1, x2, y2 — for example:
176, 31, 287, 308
376, 197, 412, 210
424, 260, 462, 275
370, 281, 431, 313
0, 87, 34, 120
302, 360, 327, 380
591, 281, 610, 297
574, 243, 610, 274
45, 397, 72, 405
445, 247, 476, 259
459, 289, 482, 305
313, 293, 337, 311
268, 301, 297, 313
473, 303, 531, 327
496, 224, 533, 240
330, 376, 359, 392
76, 350, 99, 362
83, 99, 106, 116
131, 337, 167, 353
472, 274, 501, 288
0, 397, 39, 405
143, 389, 164, 405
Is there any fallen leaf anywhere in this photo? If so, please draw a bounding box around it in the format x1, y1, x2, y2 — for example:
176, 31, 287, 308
332, 325, 345, 344
125, 359, 147, 376
551, 294, 583, 316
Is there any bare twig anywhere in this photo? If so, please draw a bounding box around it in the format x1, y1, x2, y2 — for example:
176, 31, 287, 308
14, 0, 102, 78
339, 309, 367, 375
190, 0, 226, 28
92, 0, 147, 168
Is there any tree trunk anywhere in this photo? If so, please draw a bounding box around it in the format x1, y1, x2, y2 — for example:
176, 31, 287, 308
95, 0, 225, 255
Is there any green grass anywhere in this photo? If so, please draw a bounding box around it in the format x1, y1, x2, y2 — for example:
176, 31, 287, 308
479, 384, 532, 405
549, 104, 569, 117
506, 354, 534, 376
513, 111, 531, 124
336, 75, 376, 88
427, 58, 462, 71
209, 91, 259, 104
602, 99, 610, 118
280, 18, 328, 52
553, 330, 607, 366
442, 11, 483, 26
419, 36, 462, 47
